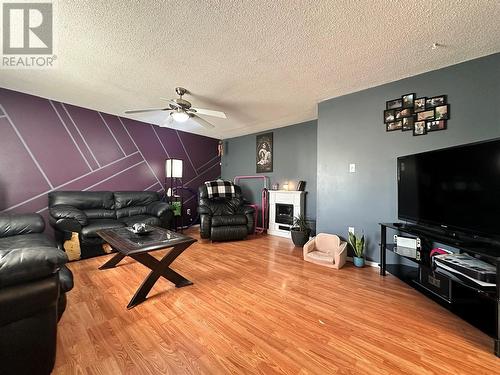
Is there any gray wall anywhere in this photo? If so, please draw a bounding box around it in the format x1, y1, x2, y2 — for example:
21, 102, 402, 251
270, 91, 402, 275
317, 53, 500, 261
222, 120, 317, 222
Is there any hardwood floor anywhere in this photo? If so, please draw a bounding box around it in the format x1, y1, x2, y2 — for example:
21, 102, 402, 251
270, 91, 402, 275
54, 229, 499, 374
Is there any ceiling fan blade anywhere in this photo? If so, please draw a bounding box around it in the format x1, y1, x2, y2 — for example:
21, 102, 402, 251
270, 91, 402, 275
191, 107, 227, 119
160, 98, 182, 108
191, 114, 215, 129
124, 108, 166, 114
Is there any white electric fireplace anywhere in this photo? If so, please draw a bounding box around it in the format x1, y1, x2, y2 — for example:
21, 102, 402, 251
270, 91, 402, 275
268, 190, 305, 238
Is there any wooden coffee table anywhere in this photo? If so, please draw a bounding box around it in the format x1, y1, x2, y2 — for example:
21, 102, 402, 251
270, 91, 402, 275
97, 226, 196, 309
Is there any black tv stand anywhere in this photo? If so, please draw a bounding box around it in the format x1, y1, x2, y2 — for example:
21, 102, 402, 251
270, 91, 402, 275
379, 222, 500, 357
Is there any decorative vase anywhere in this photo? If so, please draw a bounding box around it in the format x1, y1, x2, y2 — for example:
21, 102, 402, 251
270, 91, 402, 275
353, 256, 365, 267
291, 229, 310, 247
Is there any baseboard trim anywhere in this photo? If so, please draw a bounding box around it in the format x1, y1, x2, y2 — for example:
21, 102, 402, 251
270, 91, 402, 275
346, 256, 379, 268
186, 227, 380, 269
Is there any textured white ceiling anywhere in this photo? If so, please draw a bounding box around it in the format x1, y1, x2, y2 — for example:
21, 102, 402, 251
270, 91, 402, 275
1, 0, 500, 139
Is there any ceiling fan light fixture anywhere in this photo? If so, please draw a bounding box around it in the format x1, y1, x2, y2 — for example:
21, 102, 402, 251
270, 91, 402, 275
171, 109, 190, 122
125, 87, 225, 130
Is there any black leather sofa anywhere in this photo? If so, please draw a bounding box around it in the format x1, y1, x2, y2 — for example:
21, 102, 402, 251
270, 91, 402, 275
0, 213, 73, 375
198, 184, 255, 241
48, 191, 173, 259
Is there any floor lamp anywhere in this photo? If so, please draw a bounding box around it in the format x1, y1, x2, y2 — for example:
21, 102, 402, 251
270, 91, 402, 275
165, 159, 183, 232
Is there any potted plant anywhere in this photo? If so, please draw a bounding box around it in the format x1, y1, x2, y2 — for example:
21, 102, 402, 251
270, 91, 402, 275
291, 214, 311, 247
348, 231, 365, 267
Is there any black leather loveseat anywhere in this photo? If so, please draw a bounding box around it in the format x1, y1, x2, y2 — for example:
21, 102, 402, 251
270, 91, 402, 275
0, 213, 73, 375
198, 183, 255, 241
48, 191, 173, 259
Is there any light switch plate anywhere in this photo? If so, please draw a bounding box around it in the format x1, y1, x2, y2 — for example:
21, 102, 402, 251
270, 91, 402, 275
349, 163, 356, 173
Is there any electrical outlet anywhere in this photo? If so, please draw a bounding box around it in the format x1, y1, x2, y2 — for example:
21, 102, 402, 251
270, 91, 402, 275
349, 163, 356, 173
348, 227, 355, 234
186, 208, 191, 215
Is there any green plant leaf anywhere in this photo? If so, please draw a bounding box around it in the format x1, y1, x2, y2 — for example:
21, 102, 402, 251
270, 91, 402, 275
348, 232, 356, 248
292, 214, 310, 232
348, 231, 365, 257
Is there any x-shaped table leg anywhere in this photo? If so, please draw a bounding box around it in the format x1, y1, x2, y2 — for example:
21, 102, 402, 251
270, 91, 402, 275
99, 242, 193, 308
127, 243, 193, 308
99, 252, 125, 270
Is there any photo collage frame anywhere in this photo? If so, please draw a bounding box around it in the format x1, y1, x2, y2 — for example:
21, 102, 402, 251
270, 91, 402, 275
384, 93, 449, 136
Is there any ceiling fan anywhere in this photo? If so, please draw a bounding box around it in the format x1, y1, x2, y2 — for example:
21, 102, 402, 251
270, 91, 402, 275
124, 87, 227, 129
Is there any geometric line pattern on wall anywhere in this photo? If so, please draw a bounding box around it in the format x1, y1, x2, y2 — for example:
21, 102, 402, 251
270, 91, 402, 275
61, 103, 103, 168
1, 105, 54, 189
49, 100, 94, 172
0, 88, 221, 232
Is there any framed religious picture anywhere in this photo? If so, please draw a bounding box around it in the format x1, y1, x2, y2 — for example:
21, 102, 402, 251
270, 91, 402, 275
256, 132, 273, 173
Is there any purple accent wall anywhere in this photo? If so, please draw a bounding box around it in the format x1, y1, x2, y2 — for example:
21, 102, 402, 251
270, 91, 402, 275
0, 87, 221, 228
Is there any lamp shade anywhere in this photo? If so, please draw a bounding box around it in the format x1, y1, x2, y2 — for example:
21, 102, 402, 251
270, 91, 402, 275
165, 159, 183, 178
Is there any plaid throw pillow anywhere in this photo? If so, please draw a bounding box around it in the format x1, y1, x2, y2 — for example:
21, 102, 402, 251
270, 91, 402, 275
204, 180, 236, 198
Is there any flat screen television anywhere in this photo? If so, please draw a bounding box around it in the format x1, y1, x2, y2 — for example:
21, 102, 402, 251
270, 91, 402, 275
397, 138, 500, 239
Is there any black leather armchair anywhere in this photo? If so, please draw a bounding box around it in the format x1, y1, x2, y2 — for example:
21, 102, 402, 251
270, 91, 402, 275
198, 184, 255, 241
0, 213, 73, 375
49, 191, 173, 259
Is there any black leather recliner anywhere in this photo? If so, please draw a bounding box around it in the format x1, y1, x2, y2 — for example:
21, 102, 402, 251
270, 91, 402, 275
48, 191, 173, 258
0, 213, 73, 375
198, 184, 255, 241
